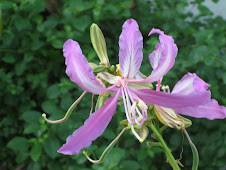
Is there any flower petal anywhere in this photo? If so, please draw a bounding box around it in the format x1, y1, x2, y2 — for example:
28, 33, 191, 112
144, 29, 178, 83
119, 19, 143, 79
174, 99, 226, 120
131, 88, 211, 108
63, 39, 107, 94
172, 72, 210, 95
58, 90, 120, 155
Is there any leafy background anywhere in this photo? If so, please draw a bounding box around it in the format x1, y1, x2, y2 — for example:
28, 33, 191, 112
0, 0, 225, 169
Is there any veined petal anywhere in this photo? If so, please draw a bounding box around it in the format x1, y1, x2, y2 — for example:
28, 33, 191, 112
131, 88, 211, 108
63, 39, 107, 94
119, 18, 143, 79
172, 72, 210, 95
144, 29, 178, 83
174, 99, 226, 120
58, 89, 120, 155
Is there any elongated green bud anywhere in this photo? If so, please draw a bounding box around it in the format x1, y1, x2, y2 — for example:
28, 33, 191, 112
90, 23, 110, 66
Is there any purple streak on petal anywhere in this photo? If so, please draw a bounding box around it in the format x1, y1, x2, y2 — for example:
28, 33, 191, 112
63, 39, 107, 94
119, 19, 143, 79
58, 89, 120, 155
174, 99, 226, 120
144, 29, 178, 83
172, 72, 210, 95
131, 88, 211, 108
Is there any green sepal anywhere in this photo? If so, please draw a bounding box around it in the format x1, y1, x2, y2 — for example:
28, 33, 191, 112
139, 125, 149, 141
92, 65, 108, 74
120, 119, 129, 128
183, 128, 199, 170
95, 94, 109, 112
177, 115, 192, 128
128, 82, 153, 90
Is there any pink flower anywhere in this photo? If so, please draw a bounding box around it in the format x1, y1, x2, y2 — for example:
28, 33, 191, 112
57, 19, 225, 155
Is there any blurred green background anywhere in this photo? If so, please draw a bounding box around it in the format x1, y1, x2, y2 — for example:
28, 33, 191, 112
0, 0, 225, 169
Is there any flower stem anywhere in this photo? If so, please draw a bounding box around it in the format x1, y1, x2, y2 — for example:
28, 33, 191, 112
149, 123, 180, 170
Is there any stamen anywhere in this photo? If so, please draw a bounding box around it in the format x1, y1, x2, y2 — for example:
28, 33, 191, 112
121, 87, 134, 124
162, 85, 170, 93
126, 86, 148, 126
124, 86, 135, 123
129, 102, 137, 114
131, 125, 144, 143
126, 87, 143, 118
124, 86, 144, 126
42, 91, 86, 124
157, 79, 161, 91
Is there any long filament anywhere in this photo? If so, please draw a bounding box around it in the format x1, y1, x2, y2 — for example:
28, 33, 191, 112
42, 91, 86, 124
126, 86, 147, 126
121, 87, 134, 124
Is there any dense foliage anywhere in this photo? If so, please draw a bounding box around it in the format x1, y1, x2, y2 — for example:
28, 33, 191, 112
1, 0, 225, 169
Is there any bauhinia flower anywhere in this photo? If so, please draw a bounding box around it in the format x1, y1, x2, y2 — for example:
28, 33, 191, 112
43, 18, 225, 156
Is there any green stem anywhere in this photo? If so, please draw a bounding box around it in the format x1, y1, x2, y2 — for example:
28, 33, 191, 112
149, 123, 180, 170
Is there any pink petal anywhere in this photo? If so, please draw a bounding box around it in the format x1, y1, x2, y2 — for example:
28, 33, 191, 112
119, 19, 143, 79
144, 29, 178, 83
131, 88, 211, 108
174, 99, 226, 120
58, 90, 120, 155
63, 39, 107, 94
149, 43, 161, 69
172, 72, 210, 95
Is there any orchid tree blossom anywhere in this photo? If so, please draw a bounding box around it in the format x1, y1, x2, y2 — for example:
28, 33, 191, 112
45, 18, 225, 157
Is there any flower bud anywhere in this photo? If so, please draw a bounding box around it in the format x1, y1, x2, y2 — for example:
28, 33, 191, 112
90, 23, 110, 66
154, 105, 192, 130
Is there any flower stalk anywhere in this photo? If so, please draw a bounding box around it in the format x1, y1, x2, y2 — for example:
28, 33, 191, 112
148, 123, 181, 170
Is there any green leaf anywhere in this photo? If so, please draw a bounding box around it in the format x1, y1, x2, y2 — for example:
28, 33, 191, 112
14, 15, 32, 31
73, 15, 91, 32
30, 143, 42, 162
27, 162, 41, 170
198, 5, 212, 16
120, 160, 141, 170
7, 137, 30, 151
24, 123, 40, 134
16, 151, 29, 163
47, 84, 60, 99
2, 56, 16, 64
21, 110, 41, 123
43, 135, 60, 159
41, 100, 62, 115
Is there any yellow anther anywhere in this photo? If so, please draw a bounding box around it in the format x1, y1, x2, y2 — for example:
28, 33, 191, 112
116, 64, 123, 77
129, 102, 137, 114
138, 100, 148, 110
